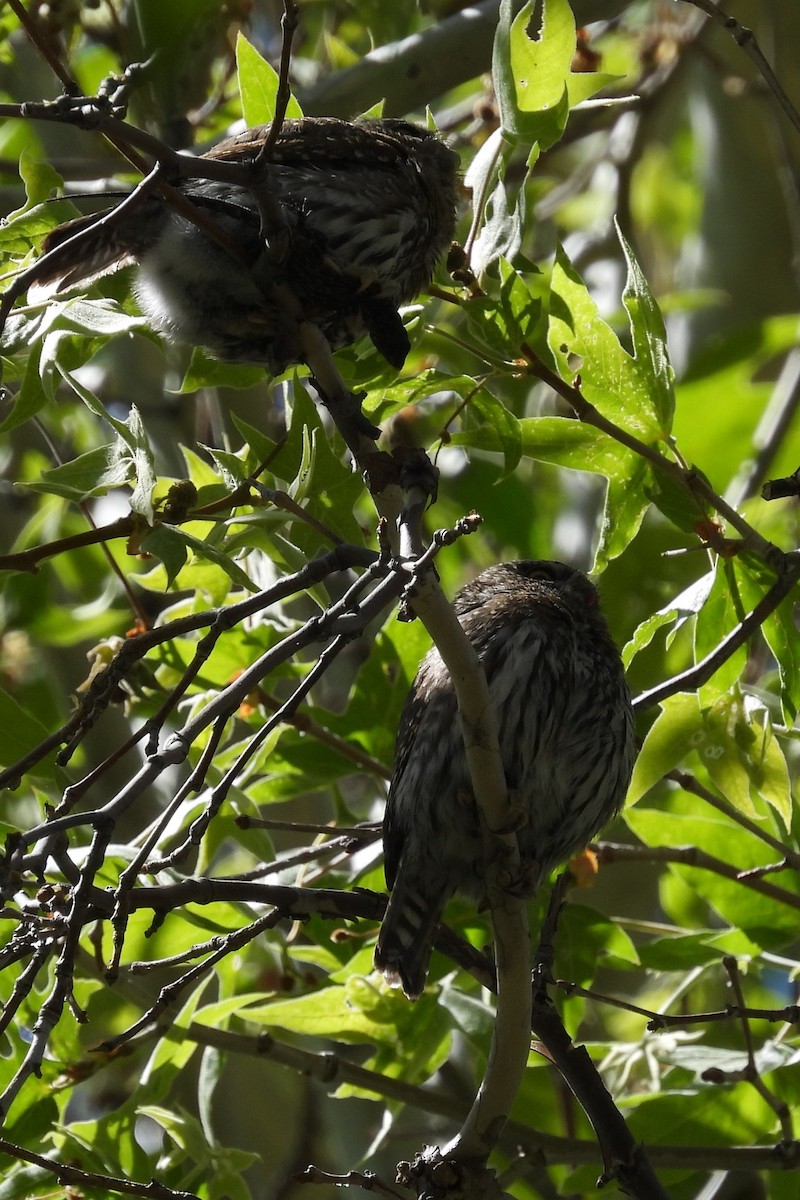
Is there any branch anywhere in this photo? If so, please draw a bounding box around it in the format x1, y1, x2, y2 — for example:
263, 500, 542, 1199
701, 956, 794, 1143
633, 555, 800, 711
5, 0, 77, 93
294, 1166, 406, 1199
0, 1135, 199, 1200
529, 994, 671, 1199
396, 491, 532, 1165
523, 347, 784, 570
667, 768, 800, 871
0, 543, 376, 790
681, 0, 800, 136
182, 1022, 800, 1175
596, 842, 800, 911
254, 0, 299, 166
299, 0, 631, 117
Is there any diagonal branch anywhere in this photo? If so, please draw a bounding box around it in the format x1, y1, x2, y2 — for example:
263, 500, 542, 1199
681, 0, 800, 136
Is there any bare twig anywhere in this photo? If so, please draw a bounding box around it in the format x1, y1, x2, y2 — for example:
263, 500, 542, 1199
681, 0, 800, 136
596, 842, 800, 911
5, 0, 78, 93
0, 543, 376, 790
0, 1134, 199, 1200
633, 555, 800, 711
667, 769, 800, 871
729, 349, 800, 505
294, 1166, 406, 1198
182, 1022, 800, 1174
522, 346, 784, 570
647, 1002, 800, 1032
99, 909, 285, 1053
700, 956, 795, 1143
255, 0, 300, 167
529, 993, 671, 1198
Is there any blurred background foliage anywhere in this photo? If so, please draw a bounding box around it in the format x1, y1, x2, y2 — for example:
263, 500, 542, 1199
1, 2, 800, 1200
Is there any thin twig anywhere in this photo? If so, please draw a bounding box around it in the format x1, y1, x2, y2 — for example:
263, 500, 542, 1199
0, 544, 376, 790
522, 346, 784, 569
667, 769, 800, 870
682, 0, 800, 136
294, 1167, 406, 1198
700, 956, 795, 1143
5, 0, 78, 93
0, 1134, 199, 1200
255, 0, 300, 167
633, 556, 800, 711
597, 841, 800, 911
728, 348, 800, 506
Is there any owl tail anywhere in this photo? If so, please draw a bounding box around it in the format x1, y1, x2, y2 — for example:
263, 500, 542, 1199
373, 876, 446, 1001
29, 208, 140, 297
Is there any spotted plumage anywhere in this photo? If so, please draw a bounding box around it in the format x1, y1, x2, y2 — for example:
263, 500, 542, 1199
34, 118, 459, 374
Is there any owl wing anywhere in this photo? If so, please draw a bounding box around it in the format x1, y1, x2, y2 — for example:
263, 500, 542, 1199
381, 679, 430, 890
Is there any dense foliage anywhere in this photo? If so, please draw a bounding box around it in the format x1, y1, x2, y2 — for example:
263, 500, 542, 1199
1, 2, 799, 1199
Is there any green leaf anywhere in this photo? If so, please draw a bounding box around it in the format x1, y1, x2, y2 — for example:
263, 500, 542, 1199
470, 174, 527, 274
27, 444, 132, 501
625, 1086, 779, 1153
700, 691, 761, 818
494, 0, 622, 147
623, 607, 681, 669
624, 570, 714, 671
463, 388, 522, 477
139, 524, 189, 588
627, 797, 800, 945
646, 468, 711, 533
745, 707, 792, 826
157, 526, 258, 593
0, 341, 48, 431
492, 0, 519, 141
230, 415, 280, 464
599, 453, 653, 568
0, 689, 50, 770
694, 560, 747, 705
125, 403, 158, 523
701, 690, 792, 826
353, 985, 453, 1092
519, 417, 652, 567
179, 346, 264, 393
236, 31, 303, 126
49, 369, 158, 522
203, 444, 251, 488
618, 220, 675, 432
506, 0, 573, 148
627, 693, 702, 805
556, 905, 639, 986
462, 295, 519, 363
497, 256, 541, 344
241, 980, 397, 1046
637, 930, 747, 971
739, 557, 800, 722
17, 145, 64, 208
567, 72, 625, 105
518, 416, 627, 476
548, 244, 665, 440
57, 296, 144, 336
455, 414, 654, 568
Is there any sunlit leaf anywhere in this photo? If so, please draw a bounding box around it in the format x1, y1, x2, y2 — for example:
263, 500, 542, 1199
236, 31, 303, 126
